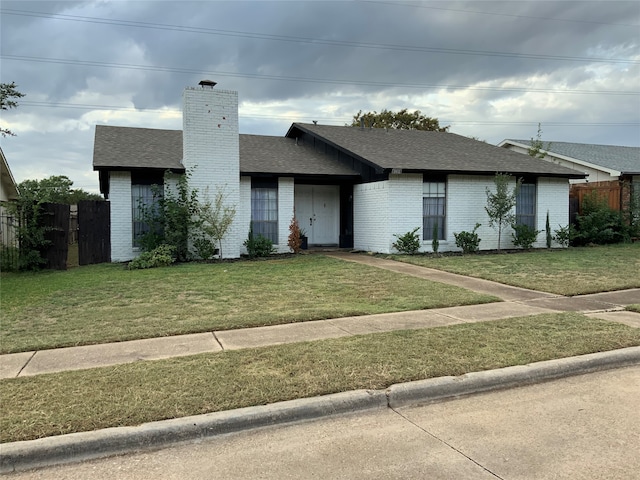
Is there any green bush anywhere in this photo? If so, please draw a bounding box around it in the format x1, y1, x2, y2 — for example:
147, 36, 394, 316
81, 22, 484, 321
512, 224, 540, 249
573, 192, 625, 246
244, 223, 275, 258
431, 222, 439, 255
192, 236, 218, 261
128, 244, 176, 269
553, 224, 574, 248
454, 223, 481, 254
392, 227, 421, 255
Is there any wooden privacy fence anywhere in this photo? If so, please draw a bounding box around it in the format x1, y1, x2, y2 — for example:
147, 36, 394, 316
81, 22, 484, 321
569, 180, 623, 215
78, 200, 110, 265
41, 203, 70, 270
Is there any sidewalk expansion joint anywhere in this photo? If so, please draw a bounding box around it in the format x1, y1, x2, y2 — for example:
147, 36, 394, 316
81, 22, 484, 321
389, 407, 505, 479
16, 351, 36, 378
211, 332, 224, 350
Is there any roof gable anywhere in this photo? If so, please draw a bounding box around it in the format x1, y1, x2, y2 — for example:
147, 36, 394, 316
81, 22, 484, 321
288, 123, 584, 178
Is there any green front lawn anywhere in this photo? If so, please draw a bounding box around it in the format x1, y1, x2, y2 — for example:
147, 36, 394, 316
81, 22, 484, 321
2, 313, 638, 443
390, 244, 640, 296
0, 255, 497, 354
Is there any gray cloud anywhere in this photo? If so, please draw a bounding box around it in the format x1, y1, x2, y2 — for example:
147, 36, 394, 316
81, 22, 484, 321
1, 0, 638, 192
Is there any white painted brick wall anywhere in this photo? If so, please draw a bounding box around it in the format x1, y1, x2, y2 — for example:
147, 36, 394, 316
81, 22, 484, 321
353, 173, 571, 254
109, 171, 135, 262
239, 176, 252, 255
388, 174, 429, 253
275, 177, 295, 253
354, 180, 390, 252
183, 87, 241, 258
537, 177, 569, 248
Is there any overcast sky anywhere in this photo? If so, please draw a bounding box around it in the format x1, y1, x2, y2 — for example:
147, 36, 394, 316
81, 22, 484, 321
1, 0, 639, 193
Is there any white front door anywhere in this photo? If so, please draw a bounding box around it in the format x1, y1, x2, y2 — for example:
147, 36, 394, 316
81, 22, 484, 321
294, 185, 339, 245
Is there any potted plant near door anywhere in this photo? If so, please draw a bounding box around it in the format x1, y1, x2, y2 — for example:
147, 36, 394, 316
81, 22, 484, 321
300, 229, 308, 250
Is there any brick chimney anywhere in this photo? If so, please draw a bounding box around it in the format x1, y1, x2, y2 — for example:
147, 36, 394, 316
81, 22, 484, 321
182, 82, 241, 258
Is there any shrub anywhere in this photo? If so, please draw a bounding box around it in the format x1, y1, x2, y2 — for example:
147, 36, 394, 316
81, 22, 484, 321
431, 222, 439, 255
454, 223, 481, 254
192, 236, 218, 261
553, 224, 573, 248
128, 244, 176, 269
573, 192, 624, 246
392, 227, 421, 255
287, 214, 302, 254
512, 223, 540, 249
244, 222, 275, 258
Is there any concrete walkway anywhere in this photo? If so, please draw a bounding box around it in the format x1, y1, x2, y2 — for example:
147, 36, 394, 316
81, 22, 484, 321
1, 253, 639, 379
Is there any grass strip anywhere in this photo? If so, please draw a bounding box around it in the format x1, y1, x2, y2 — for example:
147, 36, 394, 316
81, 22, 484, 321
0, 255, 497, 354
2, 313, 639, 443
627, 305, 640, 313
389, 243, 640, 296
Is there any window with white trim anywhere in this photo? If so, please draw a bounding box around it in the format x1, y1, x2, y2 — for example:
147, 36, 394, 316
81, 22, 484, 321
251, 179, 278, 244
131, 172, 163, 246
516, 180, 536, 229
423, 178, 446, 240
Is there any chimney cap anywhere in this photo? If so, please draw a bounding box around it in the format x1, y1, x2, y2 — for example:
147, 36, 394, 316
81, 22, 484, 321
198, 80, 217, 88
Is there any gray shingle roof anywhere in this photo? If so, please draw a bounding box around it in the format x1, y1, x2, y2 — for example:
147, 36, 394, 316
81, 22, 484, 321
240, 135, 359, 176
93, 125, 360, 177
93, 125, 183, 170
505, 140, 640, 175
290, 124, 584, 178
93, 124, 586, 179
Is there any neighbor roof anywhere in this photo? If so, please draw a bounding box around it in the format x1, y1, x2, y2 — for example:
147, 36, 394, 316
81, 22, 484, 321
502, 140, 640, 175
288, 124, 585, 178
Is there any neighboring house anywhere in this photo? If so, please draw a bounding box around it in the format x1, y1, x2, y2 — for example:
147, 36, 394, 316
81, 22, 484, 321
1, 146, 19, 246
498, 139, 640, 185
93, 83, 584, 261
499, 139, 640, 214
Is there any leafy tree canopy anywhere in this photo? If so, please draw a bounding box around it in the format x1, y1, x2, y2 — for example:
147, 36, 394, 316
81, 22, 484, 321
1, 82, 25, 137
18, 175, 104, 204
351, 108, 449, 132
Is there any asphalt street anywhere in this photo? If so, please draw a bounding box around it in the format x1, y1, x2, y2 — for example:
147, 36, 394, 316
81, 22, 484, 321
7, 365, 639, 480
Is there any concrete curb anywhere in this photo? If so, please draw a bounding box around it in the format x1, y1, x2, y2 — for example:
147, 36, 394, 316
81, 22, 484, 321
2, 346, 639, 474
386, 346, 640, 408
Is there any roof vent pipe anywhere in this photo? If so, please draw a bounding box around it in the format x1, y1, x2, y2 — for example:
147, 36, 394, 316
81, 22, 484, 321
360, 118, 364, 130
198, 80, 217, 89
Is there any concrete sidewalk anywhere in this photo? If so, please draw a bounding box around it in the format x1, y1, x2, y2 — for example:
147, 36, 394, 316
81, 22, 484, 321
1, 253, 639, 379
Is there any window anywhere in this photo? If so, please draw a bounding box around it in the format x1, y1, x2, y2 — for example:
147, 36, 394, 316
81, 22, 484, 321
131, 172, 164, 246
251, 179, 278, 244
423, 179, 446, 240
516, 181, 536, 229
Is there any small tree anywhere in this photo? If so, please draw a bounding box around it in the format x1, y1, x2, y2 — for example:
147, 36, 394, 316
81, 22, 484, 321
527, 123, 552, 159
545, 210, 552, 248
138, 171, 200, 262
198, 187, 237, 261
485, 173, 520, 251
288, 212, 303, 253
